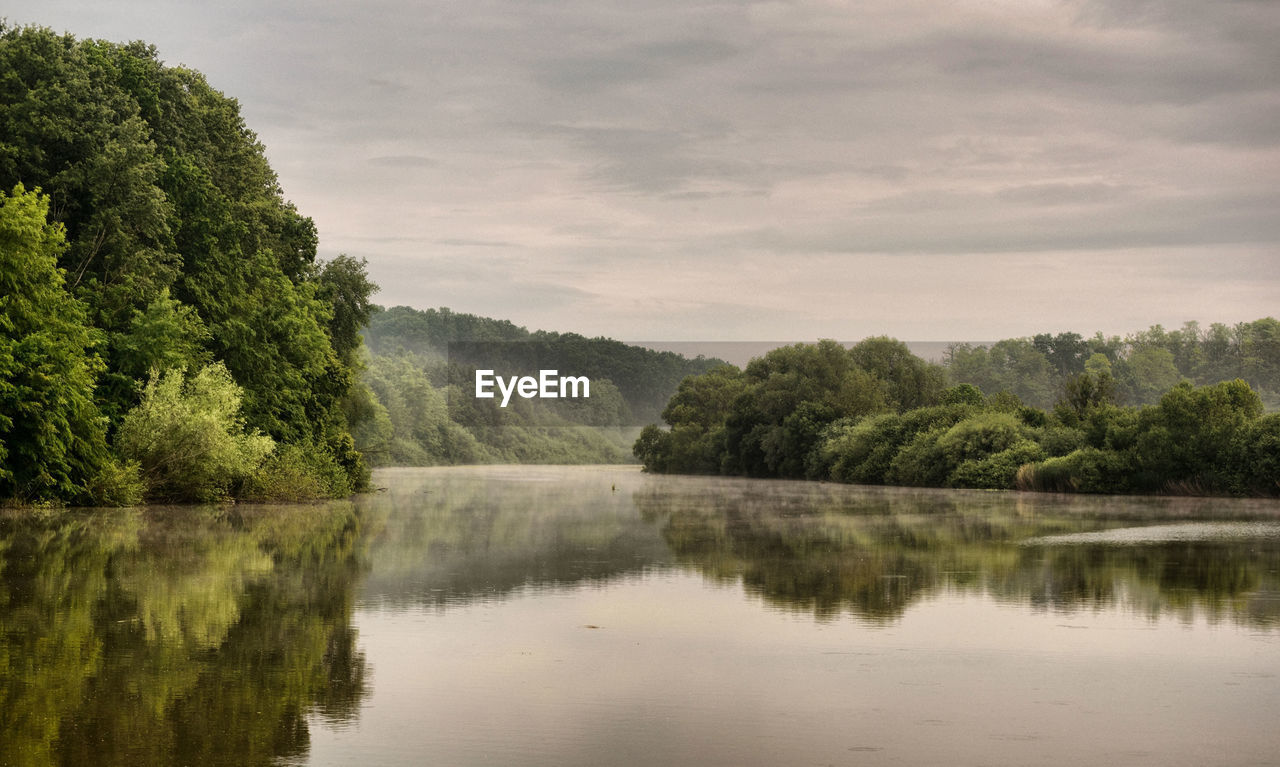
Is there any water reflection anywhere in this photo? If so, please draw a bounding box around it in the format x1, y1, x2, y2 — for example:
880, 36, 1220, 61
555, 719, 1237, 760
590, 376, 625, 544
0, 502, 368, 767
630, 478, 1280, 627
353, 467, 1280, 628
355, 466, 673, 609
329, 468, 1280, 767
4, 467, 1279, 767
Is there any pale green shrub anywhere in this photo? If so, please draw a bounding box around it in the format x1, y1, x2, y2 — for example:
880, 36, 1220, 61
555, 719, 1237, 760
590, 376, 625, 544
117, 363, 274, 502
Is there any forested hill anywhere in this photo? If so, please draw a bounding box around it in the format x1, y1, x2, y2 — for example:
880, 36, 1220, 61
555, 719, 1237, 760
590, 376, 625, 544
354, 305, 725, 466
1, 25, 374, 504
364, 305, 725, 419
363, 305, 530, 352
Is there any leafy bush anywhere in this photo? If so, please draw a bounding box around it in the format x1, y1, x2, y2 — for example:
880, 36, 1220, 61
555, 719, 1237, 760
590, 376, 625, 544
949, 440, 1046, 489
822, 404, 978, 485
1015, 448, 1132, 494
85, 459, 145, 506
1233, 414, 1280, 496
885, 426, 952, 487
117, 364, 274, 502
823, 414, 903, 484
1037, 426, 1086, 457
239, 443, 350, 502
941, 383, 984, 407
935, 412, 1032, 464
1082, 405, 1140, 451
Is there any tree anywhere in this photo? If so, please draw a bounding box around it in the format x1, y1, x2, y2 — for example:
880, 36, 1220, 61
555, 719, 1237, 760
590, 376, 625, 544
1115, 346, 1182, 405
723, 341, 890, 477
1057, 353, 1117, 422
98, 288, 211, 420
1239, 318, 1280, 395
660, 364, 745, 430
0, 25, 373, 496
1134, 380, 1262, 493
0, 26, 177, 336
1033, 331, 1088, 377
849, 336, 946, 410
314, 254, 379, 366
947, 338, 1056, 408
0, 184, 114, 503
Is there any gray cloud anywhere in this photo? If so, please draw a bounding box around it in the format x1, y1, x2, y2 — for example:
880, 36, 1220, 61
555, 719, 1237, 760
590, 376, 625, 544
367, 155, 438, 167
7, 0, 1278, 340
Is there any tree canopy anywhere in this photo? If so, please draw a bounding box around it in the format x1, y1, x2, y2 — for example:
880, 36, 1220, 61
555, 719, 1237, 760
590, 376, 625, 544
0, 24, 375, 502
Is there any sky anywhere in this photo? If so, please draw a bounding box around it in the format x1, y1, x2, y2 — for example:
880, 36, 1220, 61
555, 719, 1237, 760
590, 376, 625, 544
6, 0, 1279, 342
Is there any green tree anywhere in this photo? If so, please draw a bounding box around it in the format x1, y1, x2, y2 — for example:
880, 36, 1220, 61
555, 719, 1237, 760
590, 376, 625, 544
1238, 318, 1280, 396
314, 254, 378, 367
946, 338, 1056, 408
1195, 322, 1241, 384
98, 288, 211, 420
1115, 346, 1182, 405
0, 184, 114, 503
0, 26, 372, 495
1133, 379, 1261, 492
1056, 353, 1117, 423
724, 341, 889, 477
0, 26, 177, 338
849, 336, 946, 410
1033, 331, 1088, 377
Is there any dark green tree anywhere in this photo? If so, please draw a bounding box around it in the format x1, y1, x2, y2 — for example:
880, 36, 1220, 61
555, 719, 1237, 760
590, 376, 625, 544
0, 26, 177, 340
849, 336, 946, 410
315, 254, 379, 367
1056, 353, 1117, 423
1033, 331, 1088, 377
1134, 379, 1262, 492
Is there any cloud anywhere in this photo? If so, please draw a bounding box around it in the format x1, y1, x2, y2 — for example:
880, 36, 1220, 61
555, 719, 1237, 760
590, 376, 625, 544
7, 0, 1279, 341
532, 38, 740, 92
366, 155, 438, 167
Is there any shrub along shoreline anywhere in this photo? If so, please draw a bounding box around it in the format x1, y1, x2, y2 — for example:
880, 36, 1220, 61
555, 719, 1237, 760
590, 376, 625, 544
634, 339, 1280, 497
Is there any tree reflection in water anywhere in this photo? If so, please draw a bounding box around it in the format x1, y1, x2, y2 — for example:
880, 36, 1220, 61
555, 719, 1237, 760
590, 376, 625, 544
631, 479, 1280, 627
5, 468, 1276, 766
0, 502, 369, 767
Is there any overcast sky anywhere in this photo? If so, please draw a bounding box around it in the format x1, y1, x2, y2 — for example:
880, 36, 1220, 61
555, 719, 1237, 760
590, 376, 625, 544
8, 0, 1279, 341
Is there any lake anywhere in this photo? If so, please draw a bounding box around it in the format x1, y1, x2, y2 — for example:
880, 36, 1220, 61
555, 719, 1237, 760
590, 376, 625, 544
2, 465, 1278, 766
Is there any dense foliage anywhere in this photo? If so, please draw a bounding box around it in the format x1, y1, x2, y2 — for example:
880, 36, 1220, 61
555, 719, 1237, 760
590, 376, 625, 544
0, 25, 376, 503
637, 333, 1280, 497
357, 305, 723, 466
0, 185, 118, 503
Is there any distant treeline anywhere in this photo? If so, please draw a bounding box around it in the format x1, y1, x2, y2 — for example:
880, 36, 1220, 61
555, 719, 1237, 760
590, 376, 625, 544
948, 319, 1280, 410
636, 328, 1280, 496
1, 25, 375, 504
355, 305, 723, 466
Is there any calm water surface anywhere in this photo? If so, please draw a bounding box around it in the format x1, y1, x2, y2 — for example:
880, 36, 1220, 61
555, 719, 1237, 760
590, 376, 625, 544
2, 465, 1278, 766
